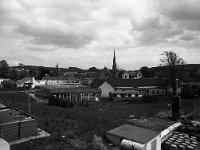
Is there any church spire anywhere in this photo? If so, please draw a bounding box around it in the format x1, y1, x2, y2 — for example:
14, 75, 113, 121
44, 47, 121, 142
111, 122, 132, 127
112, 49, 117, 78
112, 49, 116, 71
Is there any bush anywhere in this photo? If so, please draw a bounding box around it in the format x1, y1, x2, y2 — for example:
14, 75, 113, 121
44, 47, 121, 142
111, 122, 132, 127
1, 80, 16, 89
49, 97, 75, 108
181, 87, 198, 99
142, 96, 163, 103
91, 135, 108, 150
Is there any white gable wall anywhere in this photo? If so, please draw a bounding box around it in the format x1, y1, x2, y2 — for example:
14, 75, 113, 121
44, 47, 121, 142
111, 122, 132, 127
99, 82, 114, 98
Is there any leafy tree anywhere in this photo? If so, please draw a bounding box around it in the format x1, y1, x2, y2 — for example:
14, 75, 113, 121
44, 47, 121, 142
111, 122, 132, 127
88, 67, 98, 72
18, 70, 29, 79
29, 67, 38, 77
18, 63, 24, 67
37, 67, 51, 79
140, 66, 150, 77
0, 60, 10, 78
51, 63, 59, 76
160, 51, 185, 94
10, 69, 19, 80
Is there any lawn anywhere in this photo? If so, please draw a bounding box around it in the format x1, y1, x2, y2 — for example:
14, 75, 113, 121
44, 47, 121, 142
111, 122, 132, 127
0, 91, 199, 150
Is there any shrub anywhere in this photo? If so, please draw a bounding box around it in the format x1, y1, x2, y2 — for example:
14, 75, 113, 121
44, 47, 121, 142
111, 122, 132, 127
1, 80, 16, 89
181, 87, 198, 99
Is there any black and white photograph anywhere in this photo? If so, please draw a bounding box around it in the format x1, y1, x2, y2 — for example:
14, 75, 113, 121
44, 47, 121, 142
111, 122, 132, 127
0, 0, 200, 150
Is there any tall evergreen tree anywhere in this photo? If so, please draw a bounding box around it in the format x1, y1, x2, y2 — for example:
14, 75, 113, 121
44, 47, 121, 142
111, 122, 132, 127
0, 60, 10, 78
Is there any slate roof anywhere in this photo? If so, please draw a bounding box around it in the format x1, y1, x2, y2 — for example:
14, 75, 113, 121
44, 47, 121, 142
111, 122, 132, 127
110, 90, 140, 94
105, 78, 166, 88
50, 87, 101, 94
42, 76, 67, 80
107, 124, 159, 144
42, 75, 79, 81
17, 77, 33, 85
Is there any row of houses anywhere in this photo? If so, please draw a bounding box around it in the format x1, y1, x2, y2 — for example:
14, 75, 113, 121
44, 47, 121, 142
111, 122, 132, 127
16, 75, 82, 89
2, 75, 174, 102
44, 78, 169, 104
50, 87, 101, 102
92, 78, 167, 99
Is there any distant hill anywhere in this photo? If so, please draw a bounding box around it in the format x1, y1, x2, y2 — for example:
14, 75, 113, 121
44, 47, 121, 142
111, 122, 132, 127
149, 64, 200, 82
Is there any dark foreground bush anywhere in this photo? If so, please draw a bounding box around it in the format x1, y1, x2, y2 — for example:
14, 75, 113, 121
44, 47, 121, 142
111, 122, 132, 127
181, 87, 198, 99
1, 80, 16, 89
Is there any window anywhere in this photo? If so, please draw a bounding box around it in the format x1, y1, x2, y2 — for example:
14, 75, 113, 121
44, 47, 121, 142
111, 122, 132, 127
90, 93, 95, 96
82, 93, 88, 96
124, 94, 128, 97
117, 94, 121, 98
131, 94, 135, 97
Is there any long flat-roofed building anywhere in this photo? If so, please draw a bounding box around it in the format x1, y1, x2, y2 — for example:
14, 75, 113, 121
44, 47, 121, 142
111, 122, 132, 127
49, 87, 101, 102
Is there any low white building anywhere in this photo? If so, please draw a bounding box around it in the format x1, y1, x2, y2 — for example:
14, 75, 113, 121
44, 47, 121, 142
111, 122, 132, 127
94, 79, 166, 99
17, 77, 41, 89
106, 124, 161, 150
42, 76, 81, 86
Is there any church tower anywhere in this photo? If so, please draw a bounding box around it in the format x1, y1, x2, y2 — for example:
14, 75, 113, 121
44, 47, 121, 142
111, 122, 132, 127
112, 49, 117, 79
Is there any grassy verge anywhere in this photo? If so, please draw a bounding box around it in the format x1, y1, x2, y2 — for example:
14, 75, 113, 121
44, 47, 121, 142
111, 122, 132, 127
0, 91, 199, 150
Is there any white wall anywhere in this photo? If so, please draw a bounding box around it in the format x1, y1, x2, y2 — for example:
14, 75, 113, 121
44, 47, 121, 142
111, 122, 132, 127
145, 134, 161, 150
99, 82, 114, 98
0, 138, 10, 150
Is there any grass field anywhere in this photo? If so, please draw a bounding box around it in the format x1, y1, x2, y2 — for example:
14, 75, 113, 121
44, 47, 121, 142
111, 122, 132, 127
0, 91, 199, 150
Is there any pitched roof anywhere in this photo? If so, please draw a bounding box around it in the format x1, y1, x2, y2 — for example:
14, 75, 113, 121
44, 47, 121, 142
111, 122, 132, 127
105, 78, 165, 88
17, 77, 33, 85
50, 87, 101, 93
42, 75, 79, 81
110, 90, 140, 94
42, 76, 67, 80
90, 79, 105, 88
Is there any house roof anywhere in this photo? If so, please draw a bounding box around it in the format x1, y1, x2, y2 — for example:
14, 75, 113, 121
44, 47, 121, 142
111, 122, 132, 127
39, 84, 87, 89
50, 87, 101, 94
17, 77, 33, 85
42, 76, 66, 80
110, 90, 140, 94
104, 78, 165, 88
90, 79, 105, 88
42, 75, 79, 81
107, 124, 159, 144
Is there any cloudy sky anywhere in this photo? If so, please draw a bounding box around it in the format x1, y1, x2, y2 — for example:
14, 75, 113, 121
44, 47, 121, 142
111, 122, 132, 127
0, 0, 200, 70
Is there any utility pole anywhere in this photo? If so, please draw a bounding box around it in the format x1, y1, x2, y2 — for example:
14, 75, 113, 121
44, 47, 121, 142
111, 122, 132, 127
28, 94, 31, 113
193, 95, 198, 119
172, 78, 181, 121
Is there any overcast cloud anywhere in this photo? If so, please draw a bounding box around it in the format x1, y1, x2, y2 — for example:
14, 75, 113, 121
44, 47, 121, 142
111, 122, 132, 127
0, 0, 200, 70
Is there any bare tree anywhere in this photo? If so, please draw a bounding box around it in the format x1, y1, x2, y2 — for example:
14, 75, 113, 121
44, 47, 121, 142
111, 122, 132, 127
160, 51, 185, 66
160, 51, 185, 95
